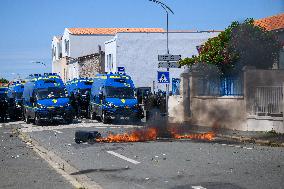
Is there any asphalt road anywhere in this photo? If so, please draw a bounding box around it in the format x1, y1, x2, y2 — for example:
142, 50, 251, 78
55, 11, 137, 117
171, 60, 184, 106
12, 120, 284, 189
0, 122, 73, 189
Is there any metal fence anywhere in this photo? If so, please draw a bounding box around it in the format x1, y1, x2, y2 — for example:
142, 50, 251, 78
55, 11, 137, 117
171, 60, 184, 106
197, 76, 243, 96
253, 86, 283, 116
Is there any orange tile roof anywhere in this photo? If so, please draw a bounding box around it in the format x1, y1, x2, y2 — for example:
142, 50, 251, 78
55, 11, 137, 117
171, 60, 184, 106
67, 28, 165, 35
254, 13, 284, 31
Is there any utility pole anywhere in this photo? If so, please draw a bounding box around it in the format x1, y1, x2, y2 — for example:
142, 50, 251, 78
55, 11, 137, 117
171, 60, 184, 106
149, 0, 174, 117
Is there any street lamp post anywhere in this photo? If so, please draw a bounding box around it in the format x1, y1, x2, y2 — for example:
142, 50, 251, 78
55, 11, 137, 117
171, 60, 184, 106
31, 61, 46, 67
149, 0, 174, 55
149, 0, 174, 117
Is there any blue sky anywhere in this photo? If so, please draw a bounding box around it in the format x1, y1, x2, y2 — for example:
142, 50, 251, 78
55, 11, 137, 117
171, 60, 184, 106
0, 0, 283, 80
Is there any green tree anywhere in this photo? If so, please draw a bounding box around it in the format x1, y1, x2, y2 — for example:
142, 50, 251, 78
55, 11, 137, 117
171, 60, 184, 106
0, 78, 9, 83
179, 19, 282, 75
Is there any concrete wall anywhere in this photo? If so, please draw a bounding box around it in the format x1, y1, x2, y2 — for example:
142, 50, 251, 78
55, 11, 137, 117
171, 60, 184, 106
67, 62, 79, 81
105, 32, 219, 90
168, 95, 185, 123
244, 68, 284, 114
190, 96, 246, 130
67, 53, 104, 81
177, 68, 284, 132
52, 57, 68, 82
247, 115, 284, 133
51, 37, 62, 61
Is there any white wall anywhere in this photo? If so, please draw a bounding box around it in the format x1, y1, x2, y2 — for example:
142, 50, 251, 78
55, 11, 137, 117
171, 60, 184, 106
67, 62, 79, 81
62, 29, 114, 58
105, 37, 117, 73
106, 32, 220, 91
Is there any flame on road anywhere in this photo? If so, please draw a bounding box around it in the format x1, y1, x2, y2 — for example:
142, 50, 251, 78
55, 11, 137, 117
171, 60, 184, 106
96, 127, 158, 143
172, 132, 215, 141
95, 127, 215, 143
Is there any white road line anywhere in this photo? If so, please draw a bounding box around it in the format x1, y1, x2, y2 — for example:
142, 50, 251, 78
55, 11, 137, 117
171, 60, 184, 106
192, 186, 207, 189
235, 145, 241, 148
107, 151, 140, 165
54, 130, 63, 134
221, 144, 227, 146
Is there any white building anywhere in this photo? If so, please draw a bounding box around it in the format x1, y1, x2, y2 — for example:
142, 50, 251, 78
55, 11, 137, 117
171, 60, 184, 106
51, 28, 164, 82
104, 31, 220, 91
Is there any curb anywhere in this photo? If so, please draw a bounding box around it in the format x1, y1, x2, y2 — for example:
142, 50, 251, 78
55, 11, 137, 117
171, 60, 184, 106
216, 134, 284, 147
18, 132, 103, 189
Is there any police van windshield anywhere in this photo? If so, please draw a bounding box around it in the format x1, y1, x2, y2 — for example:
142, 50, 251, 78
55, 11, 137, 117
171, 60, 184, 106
36, 87, 68, 100
105, 86, 134, 99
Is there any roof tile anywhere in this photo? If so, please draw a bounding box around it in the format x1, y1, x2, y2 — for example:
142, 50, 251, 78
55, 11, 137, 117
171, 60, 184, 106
254, 13, 284, 31
67, 28, 165, 35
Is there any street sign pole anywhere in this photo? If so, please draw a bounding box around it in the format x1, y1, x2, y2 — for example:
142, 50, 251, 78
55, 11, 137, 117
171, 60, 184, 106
150, 0, 174, 119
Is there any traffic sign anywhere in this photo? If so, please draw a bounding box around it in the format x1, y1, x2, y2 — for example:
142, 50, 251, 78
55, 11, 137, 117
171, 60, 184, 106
158, 54, 181, 61
158, 61, 181, 68
117, 67, 125, 72
157, 71, 170, 84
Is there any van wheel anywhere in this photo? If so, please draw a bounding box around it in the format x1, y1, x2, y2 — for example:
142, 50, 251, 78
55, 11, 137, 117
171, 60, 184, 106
90, 111, 95, 120
65, 118, 73, 124
25, 115, 30, 124
101, 112, 109, 124
34, 114, 41, 126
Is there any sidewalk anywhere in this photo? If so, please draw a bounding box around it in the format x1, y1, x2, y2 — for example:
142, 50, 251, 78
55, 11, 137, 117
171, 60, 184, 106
0, 123, 74, 189
179, 124, 284, 147
215, 128, 284, 147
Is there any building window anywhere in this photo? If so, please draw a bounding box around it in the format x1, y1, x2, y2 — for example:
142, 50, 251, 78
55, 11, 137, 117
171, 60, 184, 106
107, 54, 113, 72
65, 39, 69, 55
54, 47, 57, 59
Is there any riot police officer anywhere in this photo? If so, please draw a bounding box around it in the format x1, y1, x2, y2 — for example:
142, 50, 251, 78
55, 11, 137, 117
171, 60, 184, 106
0, 96, 8, 122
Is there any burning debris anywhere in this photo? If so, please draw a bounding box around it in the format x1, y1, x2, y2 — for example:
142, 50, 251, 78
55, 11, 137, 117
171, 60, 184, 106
172, 132, 215, 141
96, 127, 157, 143
75, 125, 216, 144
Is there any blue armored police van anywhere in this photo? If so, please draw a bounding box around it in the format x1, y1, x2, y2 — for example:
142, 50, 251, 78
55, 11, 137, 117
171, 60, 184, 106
89, 73, 143, 123
23, 73, 73, 125
66, 78, 93, 95
66, 78, 93, 118
7, 81, 25, 120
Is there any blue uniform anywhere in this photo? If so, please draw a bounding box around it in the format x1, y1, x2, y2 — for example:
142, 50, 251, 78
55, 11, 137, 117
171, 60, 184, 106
89, 73, 143, 123
7, 81, 25, 120
66, 78, 93, 118
0, 87, 9, 122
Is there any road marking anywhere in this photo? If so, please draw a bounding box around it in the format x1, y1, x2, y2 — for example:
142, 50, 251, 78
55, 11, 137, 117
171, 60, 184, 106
221, 144, 227, 146
192, 186, 207, 189
54, 130, 63, 134
245, 147, 253, 150
107, 151, 140, 165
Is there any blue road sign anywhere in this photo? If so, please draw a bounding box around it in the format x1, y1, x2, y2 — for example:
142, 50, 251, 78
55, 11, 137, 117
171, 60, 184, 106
157, 71, 170, 84
117, 67, 125, 72
172, 78, 181, 95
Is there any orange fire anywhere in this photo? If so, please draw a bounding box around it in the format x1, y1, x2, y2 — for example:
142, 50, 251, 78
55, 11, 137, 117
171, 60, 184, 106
172, 132, 215, 141
95, 126, 215, 143
96, 127, 158, 143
